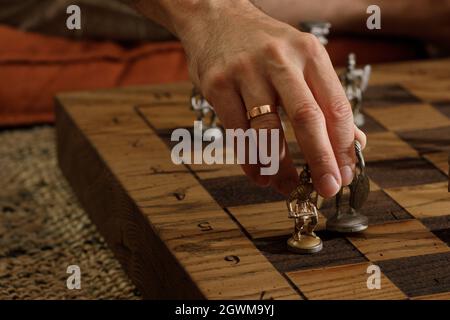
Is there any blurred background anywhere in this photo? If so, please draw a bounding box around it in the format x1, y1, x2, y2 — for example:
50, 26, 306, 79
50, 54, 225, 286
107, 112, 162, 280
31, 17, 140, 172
0, 0, 441, 128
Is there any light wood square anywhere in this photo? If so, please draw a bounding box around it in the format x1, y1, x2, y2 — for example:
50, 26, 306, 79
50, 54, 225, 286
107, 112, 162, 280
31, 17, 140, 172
384, 182, 450, 219
365, 131, 419, 162
365, 104, 450, 132
229, 201, 327, 239
287, 262, 406, 300
348, 220, 450, 261
412, 292, 450, 300
424, 152, 449, 175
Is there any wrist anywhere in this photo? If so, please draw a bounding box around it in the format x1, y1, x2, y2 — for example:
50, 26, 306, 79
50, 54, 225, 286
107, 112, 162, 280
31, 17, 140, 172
150, 0, 257, 39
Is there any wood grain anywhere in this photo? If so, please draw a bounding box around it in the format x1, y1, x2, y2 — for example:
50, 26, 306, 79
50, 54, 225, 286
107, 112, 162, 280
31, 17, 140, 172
348, 220, 450, 261
287, 262, 406, 300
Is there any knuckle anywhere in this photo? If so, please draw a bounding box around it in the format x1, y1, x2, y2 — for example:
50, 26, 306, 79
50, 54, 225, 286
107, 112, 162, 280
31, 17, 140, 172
298, 33, 325, 58
292, 101, 324, 125
263, 40, 287, 64
326, 98, 353, 123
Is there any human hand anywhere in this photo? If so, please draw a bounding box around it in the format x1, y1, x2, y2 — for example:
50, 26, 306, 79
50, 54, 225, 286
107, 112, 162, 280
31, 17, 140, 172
175, 0, 366, 197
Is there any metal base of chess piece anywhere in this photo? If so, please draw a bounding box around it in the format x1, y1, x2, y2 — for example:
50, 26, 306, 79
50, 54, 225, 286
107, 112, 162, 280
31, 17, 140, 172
286, 166, 323, 254
326, 209, 368, 233
326, 141, 370, 233
287, 233, 323, 254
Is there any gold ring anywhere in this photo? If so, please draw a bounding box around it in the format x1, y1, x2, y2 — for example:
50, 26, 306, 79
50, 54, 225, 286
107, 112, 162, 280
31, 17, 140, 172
246, 104, 277, 120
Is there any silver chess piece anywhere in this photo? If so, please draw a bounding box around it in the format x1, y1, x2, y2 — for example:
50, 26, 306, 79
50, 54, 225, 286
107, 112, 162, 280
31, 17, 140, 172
190, 87, 222, 140
326, 140, 370, 233
299, 21, 331, 45
340, 53, 371, 127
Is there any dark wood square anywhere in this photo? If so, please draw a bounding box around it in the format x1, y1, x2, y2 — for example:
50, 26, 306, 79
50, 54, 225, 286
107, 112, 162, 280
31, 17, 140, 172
201, 175, 284, 208
366, 158, 448, 189
253, 232, 366, 273
319, 190, 412, 225
397, 125, 450, 154
364, 84, 422, 108
378, 252, 450, 298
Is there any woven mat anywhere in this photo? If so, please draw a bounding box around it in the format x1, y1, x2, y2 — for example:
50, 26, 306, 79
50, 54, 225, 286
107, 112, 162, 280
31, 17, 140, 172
0, 126, 141, 299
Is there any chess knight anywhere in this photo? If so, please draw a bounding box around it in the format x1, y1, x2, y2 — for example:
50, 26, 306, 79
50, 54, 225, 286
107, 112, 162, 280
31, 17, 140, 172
286, 166, 323, 254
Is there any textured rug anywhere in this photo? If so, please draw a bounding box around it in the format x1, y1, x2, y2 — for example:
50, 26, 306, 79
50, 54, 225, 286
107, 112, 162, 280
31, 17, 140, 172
0, 126, 141, 299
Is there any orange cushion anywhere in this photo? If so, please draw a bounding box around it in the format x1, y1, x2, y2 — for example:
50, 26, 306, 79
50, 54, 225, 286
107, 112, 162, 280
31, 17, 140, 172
0, 25, 426, 127
0, 25, 189, 126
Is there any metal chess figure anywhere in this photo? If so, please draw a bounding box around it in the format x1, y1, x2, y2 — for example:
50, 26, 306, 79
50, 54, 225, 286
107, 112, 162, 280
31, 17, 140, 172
326, 140, 370, 233
190, 87, 219, 130
340, 53, 371, 127
286, 165, 323, 254
299, 21, 331, 45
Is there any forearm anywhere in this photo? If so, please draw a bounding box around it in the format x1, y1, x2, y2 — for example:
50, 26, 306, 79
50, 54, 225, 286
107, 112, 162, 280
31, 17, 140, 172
120, 0, 256, 39
254, 0, 450, 44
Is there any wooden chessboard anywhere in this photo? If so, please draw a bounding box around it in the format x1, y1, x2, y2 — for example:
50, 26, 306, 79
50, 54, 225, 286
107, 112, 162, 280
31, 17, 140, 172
56, 58, 450, 300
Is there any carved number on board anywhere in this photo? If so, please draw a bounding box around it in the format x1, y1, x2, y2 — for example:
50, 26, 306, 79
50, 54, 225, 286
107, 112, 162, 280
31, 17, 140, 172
224, 255, 240, 265
197, 222, 213, 232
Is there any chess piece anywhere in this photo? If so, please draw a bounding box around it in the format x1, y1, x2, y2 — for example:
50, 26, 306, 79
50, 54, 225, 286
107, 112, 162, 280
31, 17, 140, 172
286, 165, 323, 254
190, 87, 222, 140
326, 140, 369, 233
299, 21, 331, 45
340, 53, 371, 127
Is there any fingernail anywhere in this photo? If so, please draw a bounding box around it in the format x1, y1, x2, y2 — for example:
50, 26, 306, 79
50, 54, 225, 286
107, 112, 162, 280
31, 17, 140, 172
340, 165, 354, 186
318, 173, 340, 197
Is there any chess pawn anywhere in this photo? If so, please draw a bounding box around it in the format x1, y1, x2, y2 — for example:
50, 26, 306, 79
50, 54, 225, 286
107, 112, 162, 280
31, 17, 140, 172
286, 167, 323, 254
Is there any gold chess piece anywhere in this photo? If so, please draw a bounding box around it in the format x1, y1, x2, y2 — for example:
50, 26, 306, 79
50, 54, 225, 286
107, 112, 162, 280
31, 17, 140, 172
286, 165, 323, 254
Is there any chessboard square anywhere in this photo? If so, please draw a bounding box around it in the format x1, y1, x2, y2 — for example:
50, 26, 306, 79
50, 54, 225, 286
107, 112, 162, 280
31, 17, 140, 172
378, 252, 450, 298
424, 152, 450, 175
397, 125, 450, 154
385, 182, 450, 219
201, 176, 284, 208
364, 84, 422, 108
365, 104, 450, 132
228, 201, 326, 239
348, 220, 450, 261
364, 131, 418, 162
366, 158, 448, 189
319, 190, 412, 225
287, 262, 406, 300
254, 232, 366, 273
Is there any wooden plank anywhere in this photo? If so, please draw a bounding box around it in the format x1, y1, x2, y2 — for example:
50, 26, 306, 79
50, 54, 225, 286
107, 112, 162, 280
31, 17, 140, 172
287, 262, 406, 300
384, 182, 450, 219
56, 93, 300, 300
365, 104, 450, 132
347, 220, 450, 261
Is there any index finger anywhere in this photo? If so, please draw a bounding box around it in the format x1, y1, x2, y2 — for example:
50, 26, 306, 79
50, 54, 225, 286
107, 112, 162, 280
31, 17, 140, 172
270, 68, 341, 198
